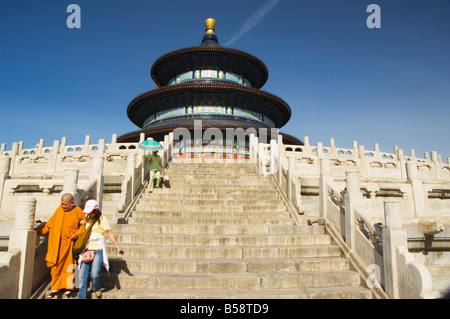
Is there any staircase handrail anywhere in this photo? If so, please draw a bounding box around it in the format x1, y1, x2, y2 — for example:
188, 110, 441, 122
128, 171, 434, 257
250, 135, 306, 223
355, 206, 383, 242
117, 180, 148, 223
267, 173, 303, 225
116, 153, 148, 220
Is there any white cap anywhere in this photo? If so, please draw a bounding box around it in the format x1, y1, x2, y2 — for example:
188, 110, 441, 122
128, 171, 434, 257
83, 199, 99, 214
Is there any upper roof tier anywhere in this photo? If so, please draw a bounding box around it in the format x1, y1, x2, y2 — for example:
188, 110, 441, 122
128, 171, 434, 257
150, 18, 269, 89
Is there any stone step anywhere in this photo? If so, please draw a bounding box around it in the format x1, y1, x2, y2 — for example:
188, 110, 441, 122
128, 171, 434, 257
113, 224, 297, 235
105, 244, 341, 259
137, 198, 283, 206
100, 286, 373, 299
143, 193, 281, 201
428, 264, 450, 277
168, 172, 259, 178
100, 270, 360, 290
168, 166, 258, 177
169, 170, 264, 175
134, 204, 287, 213
110, 224, 322, 235
127, 217, 293, 226
113, 233, 330, 246
169, 163, 254, 169
168, 173, 259, 179
164, 183, 275, 189
431, 277, 450, 291
168, 180, 273, 186
135, 202, 286, 210
149, 187, 278, 195
169, 170, 256, 175
426, 265, 450, 292
107, 257, 350, 274
169, 171, 259, 177
169, 175, 267, 181
127, 210, 291, 219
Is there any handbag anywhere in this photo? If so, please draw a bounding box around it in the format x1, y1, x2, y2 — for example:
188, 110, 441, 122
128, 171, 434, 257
73, 218, 98, 254
81, 250, 95, 262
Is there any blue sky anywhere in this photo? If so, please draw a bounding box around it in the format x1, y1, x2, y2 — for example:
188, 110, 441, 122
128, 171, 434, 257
1, 0, 449, 160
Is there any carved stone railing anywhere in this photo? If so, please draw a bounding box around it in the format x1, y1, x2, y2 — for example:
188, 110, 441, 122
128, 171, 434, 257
249, 134, 303, 226
116, 151, 148, 222
382, 200, 434, 298
0, 134, 140, 178
251, 135, 449, 299
0, 197, 39, 299
0, 134, 144, 221
282, 137, 450, 182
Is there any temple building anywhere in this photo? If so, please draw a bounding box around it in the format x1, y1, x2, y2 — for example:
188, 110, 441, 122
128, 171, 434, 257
118, 18, 302, 157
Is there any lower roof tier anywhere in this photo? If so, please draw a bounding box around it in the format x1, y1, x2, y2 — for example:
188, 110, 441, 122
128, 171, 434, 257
117, 114, 303, 145
127, 83, 291, 129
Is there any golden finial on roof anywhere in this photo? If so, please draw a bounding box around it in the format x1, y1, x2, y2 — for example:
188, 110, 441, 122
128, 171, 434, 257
205, 18, 216, 34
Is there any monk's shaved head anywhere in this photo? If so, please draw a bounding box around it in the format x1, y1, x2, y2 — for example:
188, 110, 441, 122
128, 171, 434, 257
61, 193, 74, 202
61, 193, 75, 212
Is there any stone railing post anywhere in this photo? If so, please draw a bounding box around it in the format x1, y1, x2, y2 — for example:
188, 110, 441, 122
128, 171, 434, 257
36, 139, 44, 155
396, 148, 407, 180
431, 151, 441, 180
259, 142, 270, 176
83, 135, 91, 153
270, 138, 278, 175
406, 161, 425, 218
277, 133, 284, 182
139, 133, 145, 144
110, 134, 117, 152
163, 134, 169, 167
92, 155, 104, 209
60, 137, 67, 154
319, 158, 332, 220
0, 156, 11, 207
126, 153, 136, 193
168, 132, 174, 163
381, 200, 404, 299
316, 142, 323, 159
46, 140, 60, 174
344, 170, 362, 250
9, 142, 19, 175
249, 133, 256, 164
8, 197, 37, 299
0, 156, 11, 175
382, 199, 406, 299
126, 153, 137, 174
287, 156, 295, 202
98, 138, 106, 154
63, 168, 79, 206
288, 156, 303, 212
358, 145, 369, 178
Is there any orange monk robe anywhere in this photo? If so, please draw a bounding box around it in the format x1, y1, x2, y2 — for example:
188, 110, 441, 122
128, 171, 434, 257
38, 205, 85, 290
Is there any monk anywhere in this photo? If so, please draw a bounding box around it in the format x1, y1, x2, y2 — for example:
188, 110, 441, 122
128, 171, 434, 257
37, 193, 86, 298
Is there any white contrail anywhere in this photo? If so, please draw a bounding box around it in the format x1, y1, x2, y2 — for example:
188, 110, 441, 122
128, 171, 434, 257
224, 0, 283, 47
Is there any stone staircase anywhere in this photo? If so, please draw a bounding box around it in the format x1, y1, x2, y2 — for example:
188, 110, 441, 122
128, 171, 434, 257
100, 161, 373, 299
426, 252, 450, 298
